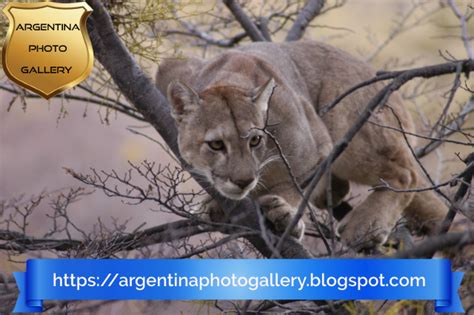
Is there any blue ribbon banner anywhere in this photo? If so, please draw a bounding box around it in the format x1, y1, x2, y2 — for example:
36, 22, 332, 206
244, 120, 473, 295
13, 259, 463, 313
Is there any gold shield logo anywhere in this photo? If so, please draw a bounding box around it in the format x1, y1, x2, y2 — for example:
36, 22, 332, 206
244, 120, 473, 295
2, 2, 93, 99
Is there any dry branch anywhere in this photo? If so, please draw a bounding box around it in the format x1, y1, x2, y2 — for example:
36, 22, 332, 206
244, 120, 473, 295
396, 229, 474, 258
171, 20, 248, 47
286, 0, 325, 41
0, 220, 233, 256
415, 96, 474, 157
320, 59, 474, 116
438, 152, 474, 235
447, 0, 473, 59
222, 0, 267, 42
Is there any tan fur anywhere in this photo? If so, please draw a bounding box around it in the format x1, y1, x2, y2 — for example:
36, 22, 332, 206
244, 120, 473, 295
156, 41, 448, 249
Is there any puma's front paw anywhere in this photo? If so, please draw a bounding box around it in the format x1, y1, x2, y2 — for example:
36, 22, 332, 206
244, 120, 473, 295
336, 208, 393, 251
257, 195, 305, 240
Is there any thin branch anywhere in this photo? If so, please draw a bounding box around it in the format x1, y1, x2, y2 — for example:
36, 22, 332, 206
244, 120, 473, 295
448, 0, 474, 59
177, 231, 258, 258
372, 162, 473, 193
365, 3, 441, 62
415, 95, 474, 157
0, 83, 146, 122
437, 152, 474, 235
320, 59, 474, 115
126, 127, 180, 164
367, 119, 473, 148
173, 19, 248, 47
428, 62, 462, 138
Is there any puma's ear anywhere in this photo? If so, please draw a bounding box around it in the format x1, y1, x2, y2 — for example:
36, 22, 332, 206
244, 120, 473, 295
167, 80, 200, 120
252, 78, 276, 113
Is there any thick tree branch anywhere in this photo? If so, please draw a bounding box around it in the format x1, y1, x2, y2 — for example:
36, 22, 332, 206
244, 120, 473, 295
286, 0, 325, 41
0, 220, 247, 255
86, 1, 178, 152
222, 0, 267, 42
395, 229, 474, 258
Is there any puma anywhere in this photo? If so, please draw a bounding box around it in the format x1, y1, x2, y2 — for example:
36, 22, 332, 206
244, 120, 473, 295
155, 40, 448, 250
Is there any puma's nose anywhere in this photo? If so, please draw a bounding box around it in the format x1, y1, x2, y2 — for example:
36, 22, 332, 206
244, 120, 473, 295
234, 178, 254, 190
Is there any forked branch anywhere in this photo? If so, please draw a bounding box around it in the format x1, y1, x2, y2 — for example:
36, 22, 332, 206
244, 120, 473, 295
286, 0, 325, 41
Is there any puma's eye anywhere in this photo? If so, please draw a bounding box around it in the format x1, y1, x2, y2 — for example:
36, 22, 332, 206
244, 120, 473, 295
249, 135, 262, 147
207, 140, 225, 151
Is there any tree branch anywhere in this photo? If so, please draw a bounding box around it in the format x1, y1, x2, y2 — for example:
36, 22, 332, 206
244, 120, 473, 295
437, 152, 474, 235
0, 219, 256, 255
415, 95, 474, 158
447, 0, 474, 59
0, 83, 146, 122
320, 59, 474, 115
222, 0, 267, 42
86, 0, 178, 151
286, 0, 325, 41
0, 220, 203, 253
172, 20, 248, 47
395, 229, 474, 258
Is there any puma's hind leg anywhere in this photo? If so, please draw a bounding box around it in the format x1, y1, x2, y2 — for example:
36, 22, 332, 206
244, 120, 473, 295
403, 186, 448, 235
311, 173, 352, 220
404, 178, 473, 264
333, 130, 420, 250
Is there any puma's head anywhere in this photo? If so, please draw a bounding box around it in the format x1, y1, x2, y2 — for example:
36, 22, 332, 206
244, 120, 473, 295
168, 78, 276, 200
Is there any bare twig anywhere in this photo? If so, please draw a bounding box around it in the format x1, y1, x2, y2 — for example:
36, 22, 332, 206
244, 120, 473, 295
438, 152, 474, 235
320, 59, 474, 115
178, 231, 258, 258
372, 161, 472, 193
0, 83, 146, 122
366, 3, 441, 62
367, 119, 473, 149
447, 0, 474, 59
126, 127, 180, 164
173, 19, 248, 47
415, 96, 474, 157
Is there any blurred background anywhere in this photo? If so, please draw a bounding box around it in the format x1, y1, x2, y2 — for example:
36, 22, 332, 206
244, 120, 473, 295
0, 0, 472, 313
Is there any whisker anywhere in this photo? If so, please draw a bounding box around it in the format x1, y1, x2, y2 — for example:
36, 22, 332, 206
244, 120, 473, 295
259, 155, 281, 171
256, 180, 269, 191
